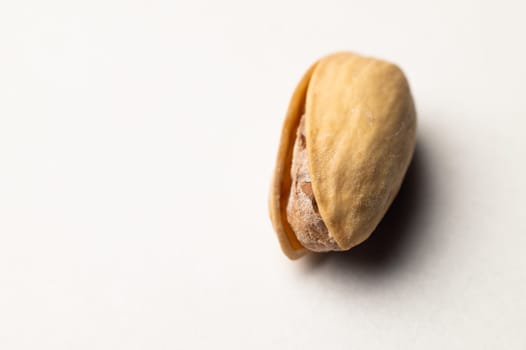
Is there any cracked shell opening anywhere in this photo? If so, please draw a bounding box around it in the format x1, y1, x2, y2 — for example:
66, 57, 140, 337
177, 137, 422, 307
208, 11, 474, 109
286, 115, 342, 252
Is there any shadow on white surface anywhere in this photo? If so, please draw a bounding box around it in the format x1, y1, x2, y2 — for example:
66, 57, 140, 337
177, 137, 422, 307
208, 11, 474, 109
301, 142, 432, 276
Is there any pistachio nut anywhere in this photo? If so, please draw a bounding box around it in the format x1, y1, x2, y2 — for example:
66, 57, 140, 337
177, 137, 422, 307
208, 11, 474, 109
269, 52, 417, 259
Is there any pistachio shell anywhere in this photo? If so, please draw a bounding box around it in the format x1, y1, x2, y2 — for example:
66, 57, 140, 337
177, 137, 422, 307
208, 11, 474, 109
269, 52, 416, 259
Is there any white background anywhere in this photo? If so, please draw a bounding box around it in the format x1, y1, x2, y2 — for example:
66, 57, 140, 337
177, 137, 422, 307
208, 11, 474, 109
1, 0, 525, 348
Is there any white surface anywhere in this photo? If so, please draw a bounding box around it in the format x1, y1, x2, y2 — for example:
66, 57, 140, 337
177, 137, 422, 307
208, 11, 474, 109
1, 0, 526, 348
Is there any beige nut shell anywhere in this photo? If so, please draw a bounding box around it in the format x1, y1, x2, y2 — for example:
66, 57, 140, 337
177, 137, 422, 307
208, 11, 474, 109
269, 52, 417, 259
